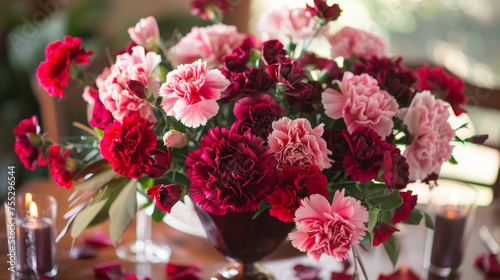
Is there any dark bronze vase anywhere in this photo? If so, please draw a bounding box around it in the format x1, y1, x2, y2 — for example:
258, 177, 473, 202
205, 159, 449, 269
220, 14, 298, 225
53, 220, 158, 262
195, 206, 295, 280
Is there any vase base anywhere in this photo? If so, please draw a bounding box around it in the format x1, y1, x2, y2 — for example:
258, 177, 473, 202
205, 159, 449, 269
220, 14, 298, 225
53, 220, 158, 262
210, 262, 274, 280
116, 240, 171, 263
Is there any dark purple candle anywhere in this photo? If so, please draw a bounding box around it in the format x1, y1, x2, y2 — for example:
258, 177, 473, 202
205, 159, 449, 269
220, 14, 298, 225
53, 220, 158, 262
15, 216, 55, 274
430, 208, 467, 268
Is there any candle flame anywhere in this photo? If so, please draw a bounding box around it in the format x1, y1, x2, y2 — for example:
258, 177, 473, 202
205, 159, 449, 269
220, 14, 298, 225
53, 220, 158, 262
29, 202, 38, 218
25, 193, 32, 210
449, 188, 461, 206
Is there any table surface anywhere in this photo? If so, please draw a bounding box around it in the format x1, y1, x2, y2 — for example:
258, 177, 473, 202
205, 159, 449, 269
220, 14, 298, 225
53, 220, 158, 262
1, 178, 499, 280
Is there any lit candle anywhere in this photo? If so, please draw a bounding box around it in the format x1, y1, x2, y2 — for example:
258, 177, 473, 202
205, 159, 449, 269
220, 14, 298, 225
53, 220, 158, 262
15, 198, 55, 275
430, 188, 467, 268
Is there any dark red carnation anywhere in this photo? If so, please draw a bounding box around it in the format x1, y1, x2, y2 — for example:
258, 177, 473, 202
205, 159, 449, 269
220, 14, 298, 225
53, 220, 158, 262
268, 165, 328, 222
342, 127, 391, 182
230, 93, 284, 141
267, 58, 311, 96
221, 37, 255, 72
48, 145, 74, 189
220, 67, 274, 103
36, 36, 93, 98
261, 40, 287, 65
84, 85, 113, 130
392, 190, 418, 225
300, 53, 342, 84
100, 114, 157, 179
381, 146, 409, 190
354, 56, 417, 107
416, 64, 466, 116
306, 0, 342, 23
323, 128, 349, 172
147, 184, 184, 213
14, 116, 46, 171
186, 127, 277, 215
372, 222, 399, 246
141, 148, 171, 178
285, 81, 322, 114
190, 0, 231, 21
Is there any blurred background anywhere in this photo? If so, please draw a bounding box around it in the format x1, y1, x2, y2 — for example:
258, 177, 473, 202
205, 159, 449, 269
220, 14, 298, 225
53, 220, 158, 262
1, 0, 500, 203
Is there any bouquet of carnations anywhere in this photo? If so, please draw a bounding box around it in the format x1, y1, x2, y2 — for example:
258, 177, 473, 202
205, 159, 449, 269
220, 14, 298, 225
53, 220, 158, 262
14, 0, 486, 273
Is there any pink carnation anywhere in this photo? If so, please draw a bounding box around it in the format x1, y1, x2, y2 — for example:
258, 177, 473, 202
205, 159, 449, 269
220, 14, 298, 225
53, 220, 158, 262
289, 191, 368, 262
97, 46, 161, 123
127, 16, 160, 49
401, 91, 455, 181
159, 60, 230, 128
170, 24, 246, 69
257, 8, 326, 44
326, 26, 390, 60
268, 117, 332, 170
322, 72, 399, 137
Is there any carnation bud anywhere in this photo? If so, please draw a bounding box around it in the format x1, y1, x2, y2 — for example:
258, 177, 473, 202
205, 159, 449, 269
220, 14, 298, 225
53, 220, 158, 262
147, 184, 184, 213
163, 130, 188, 148
127, 80, 154, 102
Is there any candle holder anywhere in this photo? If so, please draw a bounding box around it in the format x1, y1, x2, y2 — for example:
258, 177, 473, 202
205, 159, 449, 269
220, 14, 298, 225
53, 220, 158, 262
4, 193, 58, 279
423, 180, 478, 278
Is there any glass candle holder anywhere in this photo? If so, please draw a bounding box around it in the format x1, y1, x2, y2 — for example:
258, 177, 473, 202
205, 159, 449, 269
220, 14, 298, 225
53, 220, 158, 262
423, 180, 478, 278
4, 193, 58, 279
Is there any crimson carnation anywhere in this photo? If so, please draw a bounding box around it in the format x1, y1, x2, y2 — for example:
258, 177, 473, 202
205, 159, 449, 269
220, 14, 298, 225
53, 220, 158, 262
36, 36, 93, 98
372, 222, 399, 246
392, 190, 418, 225
268, 165, 328, 222
285, 81, 322, 114
100, 114, 157, 179
84, 85, 113, 130
221, 37, 255, 72
306, 0, 342, 23
147, 184, 184, 213
141, 148, 171, 178
48, 145, 73, 189
416, 64, 466, 116
186, 127, 277, 215
220, 67, 274, 102
381, 146, 409, 190
190, 0, 232, 21
342, 127, 391, 182
14, 116, 46, 171
261, 40, 287, 65
323, 128, 349, 173
354, 56, 417, 107
230, 94, 284, 141
267, 58, 311, 96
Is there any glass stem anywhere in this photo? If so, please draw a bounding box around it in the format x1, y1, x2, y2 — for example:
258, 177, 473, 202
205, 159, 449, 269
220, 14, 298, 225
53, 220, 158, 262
136, 207, 152, 260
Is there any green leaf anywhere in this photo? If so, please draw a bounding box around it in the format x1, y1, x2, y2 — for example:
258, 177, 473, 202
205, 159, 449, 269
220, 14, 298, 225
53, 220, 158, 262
449, 154, 458, 165
367, 209, 379, 232
252, 202, 271, 219
370, 191, 403, 211
151, 205, 167, 223
74, 167, 116, 191
109, 179, 138, 246
87, 178, 129, 227
382, 235, 400, 267
138, 177, 154, 191
455, 123, 469, 131
424, 212, 435, 230
95, 128, 104, 139
402, 209, 424, 225
71, 198, 109, 238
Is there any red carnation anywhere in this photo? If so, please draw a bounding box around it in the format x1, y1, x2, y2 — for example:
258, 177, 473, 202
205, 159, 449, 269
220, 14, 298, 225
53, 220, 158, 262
416, 64, 467, 116
323, 128, 349, 173
342, 127, 391, 182
392, 191, 418, 225
220, 67, 274, 102
36, 36, 93, 98
100, 114, 157, 179
261, 40, 287, 65
48, 145, 74, 189
372, 222, 399, 246
267, 58, 311, 96
285, 81, 323, 114
306, 0, 342, 24
14, 116, 46, 171
141, 148, 171, 178
268, 165, 328, 222
381, 146, 409, 190
147, 184, 184, 213
230, 93, 284, 141
84, 85, 113, 130
190, 0, 231, 21
354, 56, 417, 107
186, 127, 277, 215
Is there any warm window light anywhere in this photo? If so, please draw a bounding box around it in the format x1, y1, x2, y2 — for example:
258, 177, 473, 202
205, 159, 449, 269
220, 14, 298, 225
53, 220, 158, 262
29, 202, 38, 218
